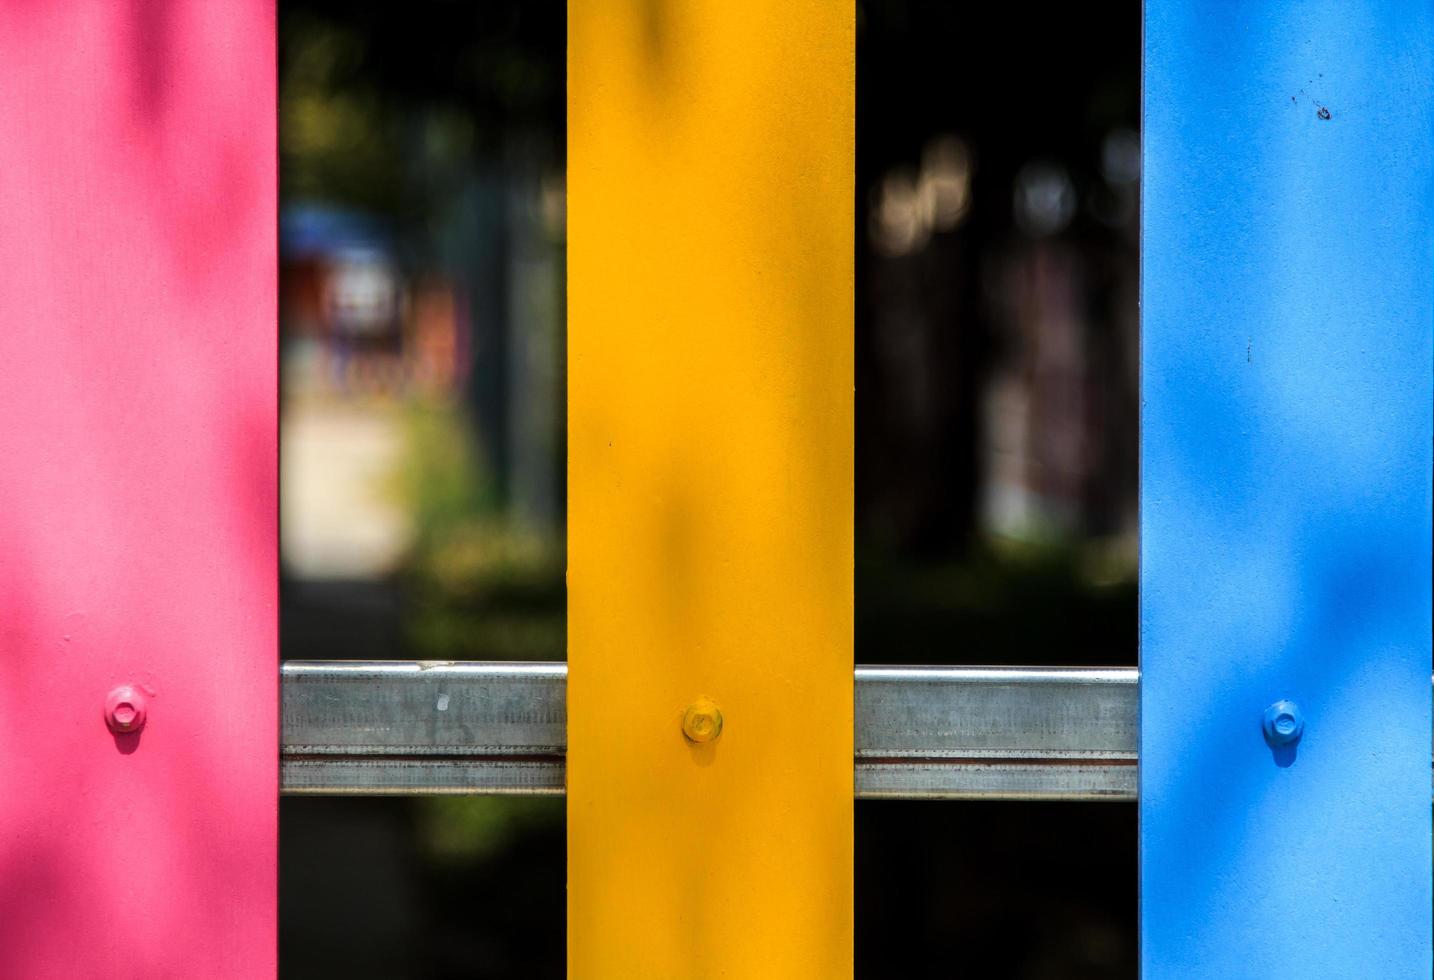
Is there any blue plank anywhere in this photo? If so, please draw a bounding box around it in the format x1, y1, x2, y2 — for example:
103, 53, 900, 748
1141, 2, 1433, 975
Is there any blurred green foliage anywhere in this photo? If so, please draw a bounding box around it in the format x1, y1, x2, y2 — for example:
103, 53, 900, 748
280, 2, 563, 217
417, 797, 563, 864
391, 399, 497, 544
280, 16, 403, 210
392, 399, 565, 663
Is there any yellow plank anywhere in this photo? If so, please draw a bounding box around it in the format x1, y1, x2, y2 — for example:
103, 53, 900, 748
567, 1, 854, 976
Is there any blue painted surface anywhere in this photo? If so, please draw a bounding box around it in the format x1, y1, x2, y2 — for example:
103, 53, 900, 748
1141, 3, 1433, 976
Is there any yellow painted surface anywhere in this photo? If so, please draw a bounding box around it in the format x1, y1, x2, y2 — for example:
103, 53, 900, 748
567, 1, 854, 976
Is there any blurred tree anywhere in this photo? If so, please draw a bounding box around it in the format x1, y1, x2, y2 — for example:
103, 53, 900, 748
280, 0, 563, 219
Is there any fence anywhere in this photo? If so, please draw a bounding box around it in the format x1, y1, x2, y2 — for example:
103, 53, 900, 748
1, 1, 1430, 977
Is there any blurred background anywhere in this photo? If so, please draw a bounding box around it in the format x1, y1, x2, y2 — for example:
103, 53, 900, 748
278, 1, 1139, 975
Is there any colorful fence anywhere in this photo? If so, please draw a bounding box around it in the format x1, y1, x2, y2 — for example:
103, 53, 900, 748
1, 2, 1430, 977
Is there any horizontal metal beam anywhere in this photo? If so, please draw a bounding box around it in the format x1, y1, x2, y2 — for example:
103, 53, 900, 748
282, 662, 1137, 800
854, 666, 1135, 800
282, 661, 566, 795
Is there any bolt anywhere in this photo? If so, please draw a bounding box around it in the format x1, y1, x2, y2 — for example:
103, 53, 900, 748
105, 685, 147, 735
681, 697, 723, 744
1262, 699, 1303, 747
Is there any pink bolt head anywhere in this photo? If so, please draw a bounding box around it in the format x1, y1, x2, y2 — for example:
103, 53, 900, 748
105, 685, 147, 735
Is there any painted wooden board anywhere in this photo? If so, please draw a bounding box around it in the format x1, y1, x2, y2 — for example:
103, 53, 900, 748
567, 1, 854, 975
1141, 2, 1433, 975
0, 2, 277, 975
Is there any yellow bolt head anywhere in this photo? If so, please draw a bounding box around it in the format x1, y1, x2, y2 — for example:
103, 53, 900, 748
681, 697, 724, 743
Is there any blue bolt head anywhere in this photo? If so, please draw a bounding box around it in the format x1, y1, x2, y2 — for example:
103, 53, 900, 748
1262, 700, 1304, 747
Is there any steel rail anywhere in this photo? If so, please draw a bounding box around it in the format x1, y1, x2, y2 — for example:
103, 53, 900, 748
281, 661, 1138, 800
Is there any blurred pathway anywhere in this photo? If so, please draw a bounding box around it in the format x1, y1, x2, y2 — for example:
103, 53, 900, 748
281, 397, 412, 580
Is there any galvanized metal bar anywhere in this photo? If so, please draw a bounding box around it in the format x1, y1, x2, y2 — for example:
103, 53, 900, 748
282, 661, 566, 795
855, 666, 1136, 800
280, 662, 1137, 800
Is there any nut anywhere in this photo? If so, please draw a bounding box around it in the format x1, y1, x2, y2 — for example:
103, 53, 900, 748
105, 685, 147, 735
681, 697, 723, 744
1262, 699, 1303, 747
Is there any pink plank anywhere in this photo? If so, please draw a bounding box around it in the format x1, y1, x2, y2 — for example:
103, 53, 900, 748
0, 2, 277, 976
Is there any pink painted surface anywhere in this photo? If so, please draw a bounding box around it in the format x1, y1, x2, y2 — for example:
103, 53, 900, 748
0, 2, 277, 976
